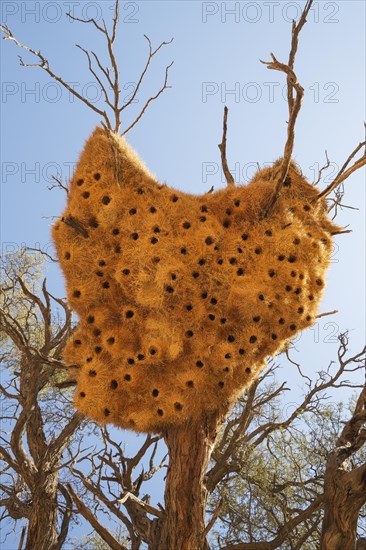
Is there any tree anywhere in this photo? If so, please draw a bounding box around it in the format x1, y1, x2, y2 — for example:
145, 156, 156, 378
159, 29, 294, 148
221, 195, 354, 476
207, 337, 366, 549
321, 384, 366, 549
1, 0, 365, 548
0, 252, 83, 550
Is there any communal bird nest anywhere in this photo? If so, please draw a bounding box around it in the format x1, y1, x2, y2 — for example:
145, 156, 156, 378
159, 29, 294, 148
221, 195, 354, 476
52, 127, 340, 433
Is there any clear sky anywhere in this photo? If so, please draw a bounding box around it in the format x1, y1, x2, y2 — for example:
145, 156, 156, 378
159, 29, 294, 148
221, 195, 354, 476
1, 1, 365, 547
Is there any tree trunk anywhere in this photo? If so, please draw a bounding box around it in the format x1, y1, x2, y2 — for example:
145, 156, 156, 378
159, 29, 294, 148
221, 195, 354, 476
25, 473, 59, 550
320, 464, 366, 550
151, 412, 222, 550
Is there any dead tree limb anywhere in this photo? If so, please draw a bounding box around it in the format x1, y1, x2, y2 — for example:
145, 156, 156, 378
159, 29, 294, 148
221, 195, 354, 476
0, 0, 173, 134
314, 150, 331, 186
0, 23, 110, 127
121, 61, 174, 136
218, 106, 235, 187
317, 139, 366, 201
67, 484, 127, 550
260, 54, 304, 217
259, 0, 312, 218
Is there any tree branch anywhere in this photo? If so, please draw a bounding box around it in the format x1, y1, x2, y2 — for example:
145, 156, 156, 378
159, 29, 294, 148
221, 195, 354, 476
0, 23, 110, 127
317, 140, 366, 200
122, 61, 174, 136
67, 484, 127, 550
218, 106, 235, 187
258, 1, 312, 217
260, 54, 304, 217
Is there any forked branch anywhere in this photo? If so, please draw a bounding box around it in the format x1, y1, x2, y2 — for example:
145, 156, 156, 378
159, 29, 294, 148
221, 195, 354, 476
120, 34, 174, 113
0, 23, 109, 127
121, 60, 174, 136
287, 0, 313, 113
67, 484, 127, 550
0, 0, 173, 134
317, 138, 366, 201
260, 54, 304, 217
260, 0, 312, 217
258, 0, 364, 216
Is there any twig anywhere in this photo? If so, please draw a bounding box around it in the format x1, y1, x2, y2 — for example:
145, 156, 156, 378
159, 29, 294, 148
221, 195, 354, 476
120, 35, 173, 112
314, 150, 330, 185
75, 44, 113, 111
316, 310, 338, 319
56, 380, 77, 389
317, 141, 366, 200
25, 247, 57, 263
218, 106, 235, 187
331, 229, 352, 236
67, 5, 121, 130
48, 176, 68, 194
122, 61, 174, 136
285, 348, 301, 369
0, 23, 110, 128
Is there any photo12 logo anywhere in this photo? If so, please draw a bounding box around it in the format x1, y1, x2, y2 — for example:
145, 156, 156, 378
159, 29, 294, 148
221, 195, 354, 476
201, 160, 340, 185
2, 81, 139, 105
201, 81, 339, 104
2, 242, 57, 263
201, 2, 340, 24
2, 161, 76, 184
1, 1, 140, 24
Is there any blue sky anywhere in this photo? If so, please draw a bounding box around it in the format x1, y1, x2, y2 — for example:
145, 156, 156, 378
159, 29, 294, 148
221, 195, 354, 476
1, 0, 365, 547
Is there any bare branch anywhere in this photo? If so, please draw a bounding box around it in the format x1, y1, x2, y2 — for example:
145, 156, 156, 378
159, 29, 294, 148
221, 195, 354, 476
331, 229, 352, 236
287, 0, 313, 113
122, 61, 174, 136
316, 310, 338, 319
314, 150, 330, 185
0, 446, 20, 475
65, 12, 106, 34
24, 247, 57, 263
258, 1, 313, 217
260, 54, 304, 217
75, 44, 113, 110
67, 484, 127, 550
317, 142, 366, 201
47, 413, 84, 464
218, 106, 235, 187
121, 34, 174, 112
1, 0, 173, 136
0, 23, 110, 128
48, 176, 68, 194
